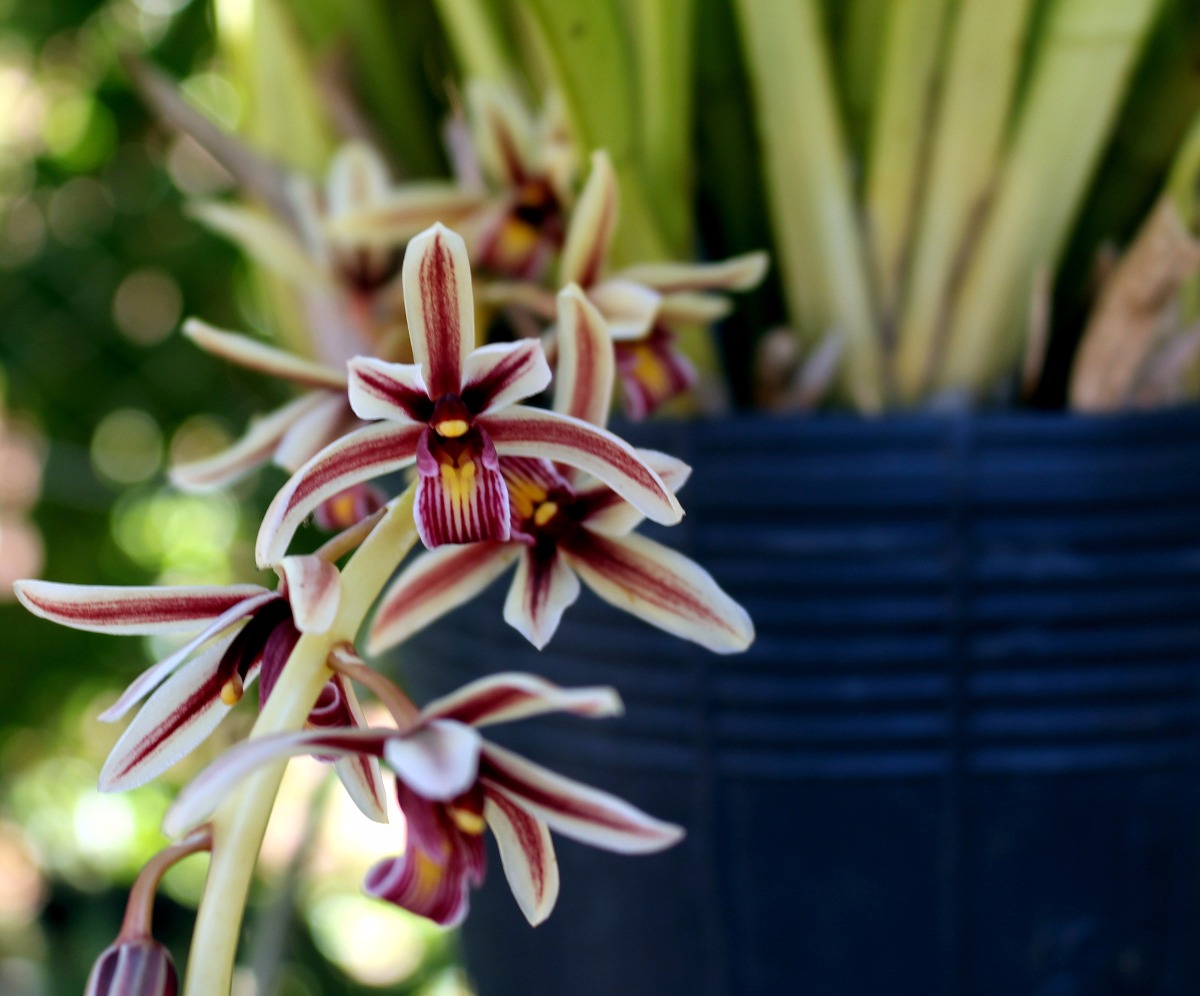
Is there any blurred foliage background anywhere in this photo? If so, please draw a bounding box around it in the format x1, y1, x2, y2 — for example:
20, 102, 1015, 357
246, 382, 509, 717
3, 0, 1200, 992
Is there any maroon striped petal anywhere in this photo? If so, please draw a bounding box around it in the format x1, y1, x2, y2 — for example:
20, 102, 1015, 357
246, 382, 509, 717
616, 331, 698, 420
502, 546, 580, 649
484, 789, 559, 925
576, 449, 692, 537
170, 393, 331, 492
382, 719, 482, 801
554, 284, 614, 428
347, 357, 432, 423
362, 847, 473, 927
479, 743, 684, 854
467, 80, 533, 188
256, 421, 423, 567
420, 672, 623, 729
367, 542, 518, 654
183, 319, 348, 389
564, 530, 754, 654
559, 150, 617, 288
162, 728, 392, 835
325, 675, 389, 823
483, 407, 682, 526
99, 641, 257, 792
461, 340, 551, 416
14, 579, 268, 635
414, 428, 511, 548
278, 555, 340, 634
402, 224, 473, 399
85, 937, 178, 996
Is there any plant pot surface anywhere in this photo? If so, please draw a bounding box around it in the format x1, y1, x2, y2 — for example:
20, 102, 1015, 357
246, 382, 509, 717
402, 407, 1200, 996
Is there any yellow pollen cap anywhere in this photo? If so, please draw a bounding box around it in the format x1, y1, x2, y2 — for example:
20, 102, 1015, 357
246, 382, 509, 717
435, 418, 470, 439
219, 676, 244, 706
533, 501, 559, 527
450, 806, 487, 836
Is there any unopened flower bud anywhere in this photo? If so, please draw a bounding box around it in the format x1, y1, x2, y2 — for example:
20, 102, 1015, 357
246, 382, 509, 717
85, 937, 178, 996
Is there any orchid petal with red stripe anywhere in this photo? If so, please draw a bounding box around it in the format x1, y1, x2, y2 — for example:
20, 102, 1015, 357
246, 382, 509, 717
461, 340, 551, 416
554, 284, 614, 428
588, 279, 661, 341
257, 421, 423, 566
484, 407, 682, 526
363, 848, 473, 928
403, 224, 473, 398
162, 728, 392, 835
502, 546, 580, 649
273, 393, 359, 473
347, 357, 431, 424
278, 555, 340, 634
576, 449, 692, 537
616, 251, 769, 293
564, 530, 753, 654
480, 742, 683, 854
326, 675, 389, 823
485, 789, 559, 925
367, 542, 518, 654
13, 579, 268, 635
420, 672, 622, 729
99, 642, 259, 792
559, 150, 617, 288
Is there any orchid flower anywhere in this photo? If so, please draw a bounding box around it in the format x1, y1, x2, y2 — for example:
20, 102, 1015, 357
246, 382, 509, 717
163, 671, 683, 927
13, 558, 386, 819
488, 151, 769, 417
194, 142, 484, 360
255, 223, 682, 563
331, 84, 577, 282
369, 285, 754, 653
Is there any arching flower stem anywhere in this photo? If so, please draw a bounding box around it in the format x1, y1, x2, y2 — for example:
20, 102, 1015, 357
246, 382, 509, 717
119, 827, 212, 942
183, 487, 418, 996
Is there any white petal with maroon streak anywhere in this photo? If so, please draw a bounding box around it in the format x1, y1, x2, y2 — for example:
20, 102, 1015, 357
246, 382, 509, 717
273, 392, 357, 473
480, 742, 684, 854
256, 421, 423, 567
402, 224, 474, 399
564, 530, 754, 654
502, 547, 581, 650
485, 789, 560, 925
484, 407, 682, 526
616, 251, 769, 293
278, 555, 340, 634
327, 184, 489, 247
461, 340, 552, 415
367, 542, 518, 654
559, 150, 618, 288
332, 676, 389, 823
554, 284, 614, 428
576, 449, 693, 537
183, 319, 348, 389
347, 357, 430, 424
163, 728, 393, 835
587, 279, 661, 340
420, 672, 623, 729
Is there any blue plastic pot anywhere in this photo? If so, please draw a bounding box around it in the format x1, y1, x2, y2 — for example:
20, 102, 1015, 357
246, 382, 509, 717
402, 408, 1200, 996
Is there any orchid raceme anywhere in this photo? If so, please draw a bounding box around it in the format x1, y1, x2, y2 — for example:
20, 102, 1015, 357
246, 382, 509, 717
256, 223, 683, 563
487, 151, 769, 417
369, 284, 754, 652
164, 671, 684, 927
13, 557, 386, 819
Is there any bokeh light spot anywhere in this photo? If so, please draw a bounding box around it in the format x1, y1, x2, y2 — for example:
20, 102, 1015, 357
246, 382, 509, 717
113, 268, 182, 344
307, 893, 429, 987
91, 409, 163, 485
47, 176, 114, 246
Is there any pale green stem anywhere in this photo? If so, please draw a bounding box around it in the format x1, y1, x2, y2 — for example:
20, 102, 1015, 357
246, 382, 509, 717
182, 488, 418, 996
838, 0, 891, 161
434, 0, 515, 84
863, 0, 953, 323
934, 0, 1166, 398
892, 0, 1035, 402
734, 0, 883, 411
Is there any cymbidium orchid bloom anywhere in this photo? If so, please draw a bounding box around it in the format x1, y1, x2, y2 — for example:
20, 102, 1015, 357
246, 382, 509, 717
369, 285, 754, 653
488, 151, 769, 417
194, 142, 484, 358
255, 223, 682, 562
163, 671, 683, 927
332, 83, 576, 283
13, 557, 386, 819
